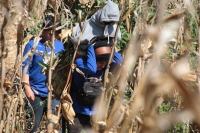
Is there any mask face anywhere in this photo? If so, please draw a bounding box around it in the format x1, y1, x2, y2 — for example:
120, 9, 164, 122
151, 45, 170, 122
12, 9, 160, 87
41, 29, 53, 41
96, 61, 108, 70
55, 31, 61, 40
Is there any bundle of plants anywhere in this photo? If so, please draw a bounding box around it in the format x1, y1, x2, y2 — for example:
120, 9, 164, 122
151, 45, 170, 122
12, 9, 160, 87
51, 46, 74, 99
39, 45, 74, 99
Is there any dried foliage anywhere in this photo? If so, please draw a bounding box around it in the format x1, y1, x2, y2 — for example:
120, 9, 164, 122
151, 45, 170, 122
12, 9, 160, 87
0, 0, 200, 133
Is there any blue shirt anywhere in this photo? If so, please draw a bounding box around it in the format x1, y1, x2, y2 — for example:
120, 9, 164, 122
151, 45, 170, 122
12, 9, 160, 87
71, 45, 123, 115
22, 39, 64, 97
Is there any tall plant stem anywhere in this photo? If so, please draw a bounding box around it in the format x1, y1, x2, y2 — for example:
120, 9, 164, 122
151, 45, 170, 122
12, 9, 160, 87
5, 96, 17, 133
47, 9, 57, 133
198, 0, 200, 93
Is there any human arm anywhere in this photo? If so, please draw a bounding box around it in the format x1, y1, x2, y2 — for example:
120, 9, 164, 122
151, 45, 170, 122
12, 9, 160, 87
22, 41, 35, 101
23, 74, 35, 101
110, 51, 123, 72
112, 51, 123, 65
107, 51, 123, 84
75, 45, 97, 75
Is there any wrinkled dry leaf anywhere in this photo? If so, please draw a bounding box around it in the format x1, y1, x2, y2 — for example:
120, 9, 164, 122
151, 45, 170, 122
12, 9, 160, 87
79, 0, 90, 4
61, 93, 75, 125
60, 29, 71, 41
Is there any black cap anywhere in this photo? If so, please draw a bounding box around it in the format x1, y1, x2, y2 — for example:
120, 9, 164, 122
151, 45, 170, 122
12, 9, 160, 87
42, 15, 61, 33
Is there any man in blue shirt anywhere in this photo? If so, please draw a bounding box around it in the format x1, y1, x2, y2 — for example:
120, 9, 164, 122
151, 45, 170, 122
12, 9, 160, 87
64, 40, 123, 133
22, 16, 64, 132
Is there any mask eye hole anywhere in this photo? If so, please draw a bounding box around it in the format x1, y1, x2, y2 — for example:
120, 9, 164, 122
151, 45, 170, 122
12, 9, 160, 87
104, 21, 115, 25
98, 61, 107, 65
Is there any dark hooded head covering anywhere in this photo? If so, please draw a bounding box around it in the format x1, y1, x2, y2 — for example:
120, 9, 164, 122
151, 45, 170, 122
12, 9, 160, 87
94, 40, 111, 62
70, 0, 121, 56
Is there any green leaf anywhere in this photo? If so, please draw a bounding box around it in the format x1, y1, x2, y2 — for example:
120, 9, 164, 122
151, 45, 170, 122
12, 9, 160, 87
40, 101, 44, 106
37, 61, 49, 68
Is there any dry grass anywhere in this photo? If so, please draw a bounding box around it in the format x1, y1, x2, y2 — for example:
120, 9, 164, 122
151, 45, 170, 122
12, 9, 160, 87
0, 0, 200, 133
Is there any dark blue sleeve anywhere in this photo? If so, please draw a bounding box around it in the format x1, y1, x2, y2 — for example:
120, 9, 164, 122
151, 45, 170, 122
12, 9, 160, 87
54, 40, 64, 56
75, 45, 97, 75
112, 51, 123, 64
22, 41, 33, 75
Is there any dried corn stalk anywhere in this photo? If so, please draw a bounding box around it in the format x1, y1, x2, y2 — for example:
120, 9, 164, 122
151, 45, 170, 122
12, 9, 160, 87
1, 0, 23, 69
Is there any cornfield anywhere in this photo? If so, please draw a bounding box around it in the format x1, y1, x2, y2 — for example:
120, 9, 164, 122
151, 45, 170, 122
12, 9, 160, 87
1, 0, 200, 133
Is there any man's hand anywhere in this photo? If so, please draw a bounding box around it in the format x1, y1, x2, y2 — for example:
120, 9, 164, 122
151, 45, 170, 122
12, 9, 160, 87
23, 74, 35, 101
25, 85, 35, 101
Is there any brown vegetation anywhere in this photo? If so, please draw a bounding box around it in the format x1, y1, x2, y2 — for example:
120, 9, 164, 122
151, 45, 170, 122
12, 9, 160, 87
1, 0, 200, 133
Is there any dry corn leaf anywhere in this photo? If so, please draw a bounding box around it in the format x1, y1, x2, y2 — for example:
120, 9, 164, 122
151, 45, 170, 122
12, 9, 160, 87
106, 101, 127, 130
47, 114, 60, 133
94, 121, 107, 132
79, 0, 90, 4
181, 73, 197, 82
61, 93, 75, 125
60, 29, 71, 41
141, 39, 152, 54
